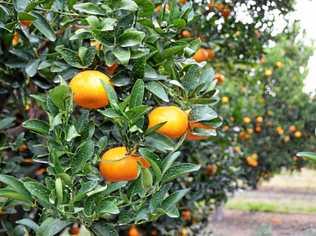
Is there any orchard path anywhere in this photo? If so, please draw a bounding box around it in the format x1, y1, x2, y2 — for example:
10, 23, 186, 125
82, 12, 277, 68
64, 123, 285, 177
209, 169, 316, 236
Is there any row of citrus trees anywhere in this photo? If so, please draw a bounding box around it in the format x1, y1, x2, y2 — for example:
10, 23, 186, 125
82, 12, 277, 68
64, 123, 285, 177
0, 0, 314, 235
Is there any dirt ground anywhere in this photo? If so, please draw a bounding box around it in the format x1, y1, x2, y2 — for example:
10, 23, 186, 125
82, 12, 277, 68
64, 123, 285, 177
211, 209, 316, 236
209, 169, 316, 236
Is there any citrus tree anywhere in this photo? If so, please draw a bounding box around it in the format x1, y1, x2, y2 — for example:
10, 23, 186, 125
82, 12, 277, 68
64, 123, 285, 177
0, 0, 222, 235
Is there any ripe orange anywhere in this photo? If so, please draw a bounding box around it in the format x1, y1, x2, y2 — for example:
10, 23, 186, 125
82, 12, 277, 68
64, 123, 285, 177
255, 126, 262, 133
128, 225, 141, 236
264, 69, 273, 77
193, 48, 209, 62
20, 20, 32, 27
256, 116, 263, 123
148, 106, 188, 139
222, 125, 229, 132
69, 224, 80, 235
99, 146, 148, 182
18, 144, 28, 152
206, 164, 217, 176
105, 63, 119, 75
220, 8, 231, 19
289, 125, 297, 133
215, 73, 225, 85
179, 0, 187, 4
284, 135, 290, 143
69, 70, 111, 109
12, 32, 20, 46
294, 131, 302, 138
275, 61, 284, 68
276, 127, 284, 135
181, 209, 191, 221
35, 167, 47, 176
186, 121, 213, 141
222, 96, 229, 104
181, 30, 192, 38
246, 155, 258, 167
243, 116, 251, 124
90, 40, 102, 50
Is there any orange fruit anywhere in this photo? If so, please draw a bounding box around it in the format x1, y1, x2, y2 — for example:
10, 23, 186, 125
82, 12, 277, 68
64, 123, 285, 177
294, 131, 302, 138
99, 146, 146, 182
215, 73, 224, 85
181, 209, 191, 221
181, 30, 192, 38
289, 125, 297, 133
264, 69, 273, 77
69, 70, 111, 109
69, 224, 80, 235
105, 63, 119, 75
275, 61, 284, 68
35, 167, 47, 176
193, 48, 209, 62
90, 40, 102, 50
206, 164, 217, 176
222, 125, 229, 132
12, 32, 20, 46
221, 8, 230, 19
284, 135, 290, 143
18, 144, 28, 152
234, 146, 241, 153
256, 116, 263, 123
128, 225, 141, 236
148, 106, 188, 139
20, 20, 32, 27
255, 126, 262, 133
222, 96, 229, 104
276, 127, 284, 135
155, 4, 169, 12
179, 0, 187, 4
186, 122, 213, 141
246, 156, 258, 167
22, 158, 33, 165
243, 116, 251, 124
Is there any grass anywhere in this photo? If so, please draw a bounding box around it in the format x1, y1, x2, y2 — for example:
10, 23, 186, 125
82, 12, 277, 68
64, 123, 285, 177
226, 199, 316, 214
261, 168, 316, 191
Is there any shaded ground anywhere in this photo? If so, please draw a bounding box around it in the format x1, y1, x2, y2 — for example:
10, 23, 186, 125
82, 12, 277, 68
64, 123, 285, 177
209, 169, 316, 236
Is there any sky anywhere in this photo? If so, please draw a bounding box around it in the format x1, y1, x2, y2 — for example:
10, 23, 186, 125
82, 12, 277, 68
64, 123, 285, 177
292, 0, 316, 94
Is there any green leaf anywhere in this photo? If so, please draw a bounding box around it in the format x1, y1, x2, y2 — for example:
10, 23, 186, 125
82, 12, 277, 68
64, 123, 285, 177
119, 29, 145, 47
134, 0, 154, 17
23, 119, 49, 136
141, 168, 153, 190
0, 175, 32, 202
113, 47, 130, 64
66, 125, 80, 142
0, 188, 32, 203
24, 181, 51, 207
32, 13, 56, 41
161, 151, 181, 174
25, 59, 40, 77
73, 180, 98, 203
98, 200, 120, 215
129, 79, 145, 108
104, 182, 127, 195
297, 152, 316, 162
102, 83, 119, 109
146, 81, 169, 102
78, 46, 97, 67
114, 0, 138, 11
91, 222, 118, 236
73, 3, 106, 15
145, 133, 174, 153
161, 189, 189, 212
0, 117, 15, 130
13, 0, 30, 12
162, 163, 200, 183
139, 148, 162, 181
37, 218, 71, 236
190, 105, 218, 122
48, 85, 72, 110
150, 184, 171, 209
72, 140, 95, 173
16, 219, 39, 231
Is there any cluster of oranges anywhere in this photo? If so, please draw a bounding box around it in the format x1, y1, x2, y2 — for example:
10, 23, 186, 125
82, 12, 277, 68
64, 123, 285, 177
69, 70, 214, 182
276, 125, 302, 142
193, 48, 215, 62
208, 1, 231, 19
